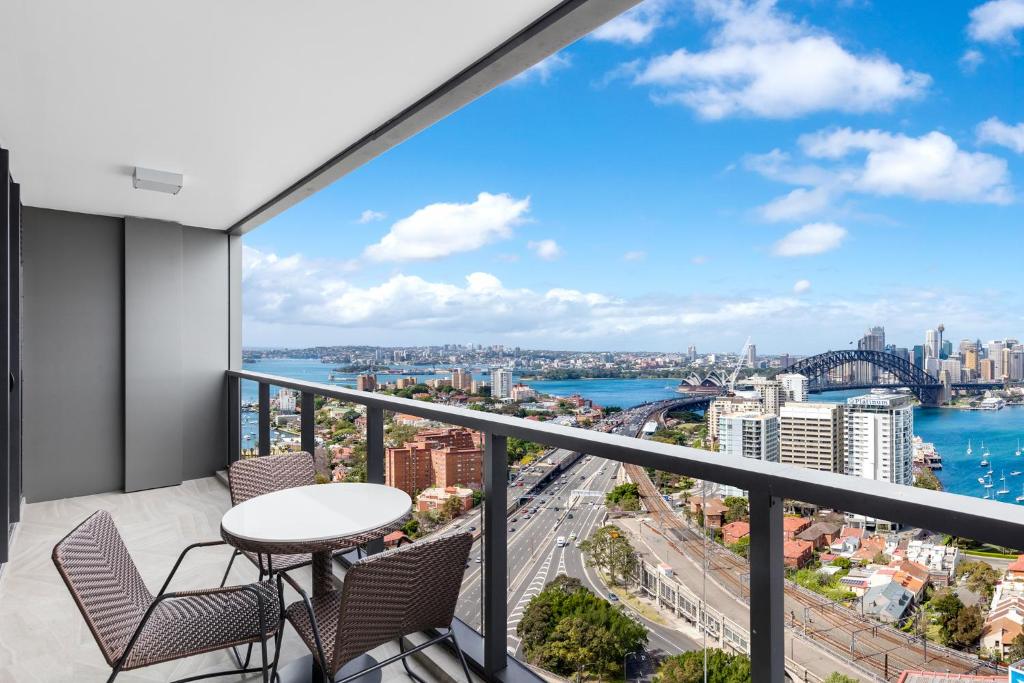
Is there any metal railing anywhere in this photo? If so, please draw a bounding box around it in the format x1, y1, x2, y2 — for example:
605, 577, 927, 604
227, 369, 1024, 683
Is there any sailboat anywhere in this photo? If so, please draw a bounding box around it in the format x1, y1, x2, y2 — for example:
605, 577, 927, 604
1017, 439, 1021, 457
998, 472, 1010, 495
1017, 484, 1024, 504
984, 473, 994, 489
967, 440, 973, 456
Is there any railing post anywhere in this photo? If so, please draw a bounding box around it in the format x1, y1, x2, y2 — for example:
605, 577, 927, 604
227, 374, 241, 466
365, 406, 385, 555
749, 489, 784, 683
300, 391, 315, 456
258, 382, 270, 457
483, 432, 508, 678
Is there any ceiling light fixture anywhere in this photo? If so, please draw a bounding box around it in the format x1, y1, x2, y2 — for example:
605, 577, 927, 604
132, 166, 183, 195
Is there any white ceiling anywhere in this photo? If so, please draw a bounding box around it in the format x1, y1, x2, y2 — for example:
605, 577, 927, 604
0, 1, 571, 229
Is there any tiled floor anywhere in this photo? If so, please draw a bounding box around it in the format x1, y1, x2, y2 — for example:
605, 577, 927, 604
0, 477, 467, 683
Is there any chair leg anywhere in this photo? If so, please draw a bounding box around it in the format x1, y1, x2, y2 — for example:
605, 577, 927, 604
220, 548, 240, 587
399, 637, 428, 683
448, 629, 475, 683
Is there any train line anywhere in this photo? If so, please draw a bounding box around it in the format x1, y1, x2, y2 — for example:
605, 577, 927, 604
622, 456, 992, 680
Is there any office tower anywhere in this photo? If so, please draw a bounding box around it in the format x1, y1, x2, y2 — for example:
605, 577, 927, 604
1009, 347, 1024, 381
857, 326, 885, 383
964, 346, 979, 373
356, 374, 377, 392
893, 347, 910, 363
923, 357, 941, 378
750, 376, 784, 415
707, 396, 763, 441
746, 343, 757, 368
987, 341, 1007, 378
277, 388, 297, 413
450, 368, 472, 392
780, 353, 791, 369
778, 373, 809, 402
941, 340, 952, 360
980, 359, 996, 381
912, 345, 925, 369
687, 345, 697, 362
844, 392, 914, 486
940, 359, 962, 383
925, 329, 939, 359
393, 350, 405, 363
780, 403, 844, 472
491, 368, 512, 399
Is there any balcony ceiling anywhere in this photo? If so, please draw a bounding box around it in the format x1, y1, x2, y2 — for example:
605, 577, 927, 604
0, 1, 599, 230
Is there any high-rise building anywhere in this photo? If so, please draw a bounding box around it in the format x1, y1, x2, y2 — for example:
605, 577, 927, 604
857, 326, 885, 383
385, 427, 483, 495
777, 373, 809, 402
718, 413, 780, 464
746, 344, 757, 368
844, 392, 913, 486
912, 345, 925, 369
964, 346, 979, 373
979, 359, 996, 381
707, 396, 763, 441
277, 388, 297, 413
1009, 347, 1024, 382
450, 368, 472, 392
356, 374, 377, 392
941, 340, 952, 360
780, 402, 844, 472
988, 341, 1007, 378
925, 329, 939, 359
687, 345, 697, 362
491, 368, 512, 399
940, 359, 962, 383
750, 376, 784, 415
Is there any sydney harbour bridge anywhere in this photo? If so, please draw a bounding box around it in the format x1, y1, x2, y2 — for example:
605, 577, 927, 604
680, 349, 1007, 407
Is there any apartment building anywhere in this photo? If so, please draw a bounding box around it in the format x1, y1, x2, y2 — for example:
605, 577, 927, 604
779, 402, 844, 473
385, 427, 483, 495
707, 395, 763, 441
844, 392, 914, 486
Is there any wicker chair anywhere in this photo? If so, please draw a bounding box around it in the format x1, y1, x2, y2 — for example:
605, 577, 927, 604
52, 510, 279, 683
272, 532, 475, 683
223, 451, 318, 585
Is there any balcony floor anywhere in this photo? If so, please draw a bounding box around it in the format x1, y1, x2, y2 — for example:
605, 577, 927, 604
0, 477, 471, 683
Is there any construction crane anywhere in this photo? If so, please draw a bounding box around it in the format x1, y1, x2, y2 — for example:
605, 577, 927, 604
726, 336, 753, 392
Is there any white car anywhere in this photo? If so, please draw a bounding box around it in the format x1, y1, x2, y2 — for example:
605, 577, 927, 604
556, 536, 566, 547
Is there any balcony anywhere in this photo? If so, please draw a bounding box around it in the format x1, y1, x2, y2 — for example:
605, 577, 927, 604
0, 3, 1022, 682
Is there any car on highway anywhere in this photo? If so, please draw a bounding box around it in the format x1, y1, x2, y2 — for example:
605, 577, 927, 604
607, 593, 618, 602
556, 536, 566, 547
468, 526, 476, 531
567, 513, 573, 519
509, 527, 515, 533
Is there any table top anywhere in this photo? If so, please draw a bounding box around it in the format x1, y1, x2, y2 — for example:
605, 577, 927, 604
221, 482, 412, 547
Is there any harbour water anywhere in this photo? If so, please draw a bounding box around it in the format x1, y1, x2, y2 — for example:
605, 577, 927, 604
241, 359, 1024, 501
811, 390, 1024, 501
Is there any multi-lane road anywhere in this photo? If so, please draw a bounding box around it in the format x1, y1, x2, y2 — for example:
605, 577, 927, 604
448, 404, 699, 673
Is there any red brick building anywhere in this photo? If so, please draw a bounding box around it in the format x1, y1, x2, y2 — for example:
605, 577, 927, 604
385, 427, 483, 496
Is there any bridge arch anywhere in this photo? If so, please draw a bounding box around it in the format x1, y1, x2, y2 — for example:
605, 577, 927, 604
787, 349, 944, 405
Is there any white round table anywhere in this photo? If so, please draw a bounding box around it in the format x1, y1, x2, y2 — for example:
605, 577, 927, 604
221, 482, 412, 683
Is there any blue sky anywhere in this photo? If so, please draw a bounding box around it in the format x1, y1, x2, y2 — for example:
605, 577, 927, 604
243, 0, 1023, 354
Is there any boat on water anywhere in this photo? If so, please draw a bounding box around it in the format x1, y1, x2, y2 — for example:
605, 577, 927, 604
1017, 439, 1022, 457
1017, 484, 1024, 503
984, 473, 994, 489
1013, 471, 1023, 477
998, 472, 1010, 495
978, 476, 987, 484
981, 455, 990, 467
967, 439, 973, 456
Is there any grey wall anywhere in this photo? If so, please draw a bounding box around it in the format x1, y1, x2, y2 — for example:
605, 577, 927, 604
22, 210, 231, 502
22, 208, 124, 502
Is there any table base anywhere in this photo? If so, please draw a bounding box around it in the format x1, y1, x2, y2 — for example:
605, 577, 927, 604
275, 653, 383, 683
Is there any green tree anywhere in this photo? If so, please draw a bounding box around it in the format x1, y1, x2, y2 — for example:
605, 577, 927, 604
929, 590, 983, 649
723, 497, 749, 523
579, 526, 637, 586
957, 561, 1001, 597
823, 674, 859, 683
345, 443, 367, 483
728, 535, 750, 559
605, 483, 640, 511
441, 494, 463, 522
948, 605, 984, 649
654, 649, 750, 683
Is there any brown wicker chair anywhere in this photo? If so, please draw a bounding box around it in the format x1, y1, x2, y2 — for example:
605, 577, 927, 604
52, 510, 279, 683
271, 532, 475, 683
222, 451, 318, 586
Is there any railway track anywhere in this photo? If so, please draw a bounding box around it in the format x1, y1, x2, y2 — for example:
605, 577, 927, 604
622, 460, 995, 680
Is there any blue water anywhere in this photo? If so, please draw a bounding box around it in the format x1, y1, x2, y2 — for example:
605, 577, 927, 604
240, 359, 683, 407
810, 390, 1024, 500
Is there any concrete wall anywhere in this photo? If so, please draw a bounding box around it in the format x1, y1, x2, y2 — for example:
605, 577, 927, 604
22, 209, 231, 501
22, 208, 124, 501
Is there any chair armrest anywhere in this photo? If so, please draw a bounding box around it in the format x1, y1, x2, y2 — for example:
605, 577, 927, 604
158, 540, 228, 596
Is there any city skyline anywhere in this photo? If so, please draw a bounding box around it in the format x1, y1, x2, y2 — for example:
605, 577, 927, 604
242, 0, 1022, 353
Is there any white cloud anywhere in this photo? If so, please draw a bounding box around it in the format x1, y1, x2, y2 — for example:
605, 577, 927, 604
357, 209, 386, 224
748, 127, 1014, 219
623, 250, 647, 262
977, 117, 1024, 154
773, 223, 847, 257
363, 192, 530, 262
628, 0, 929, 119
968, 0, 1024, 43
793, 279, 812, 294
590, 0, 674, 44
799, 128, 1013, 204
528, 239, 563, 260
243, 246, 809, 340
690, 255, 709, 265
959, 49, 985, 73
509, 53, 572, 86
